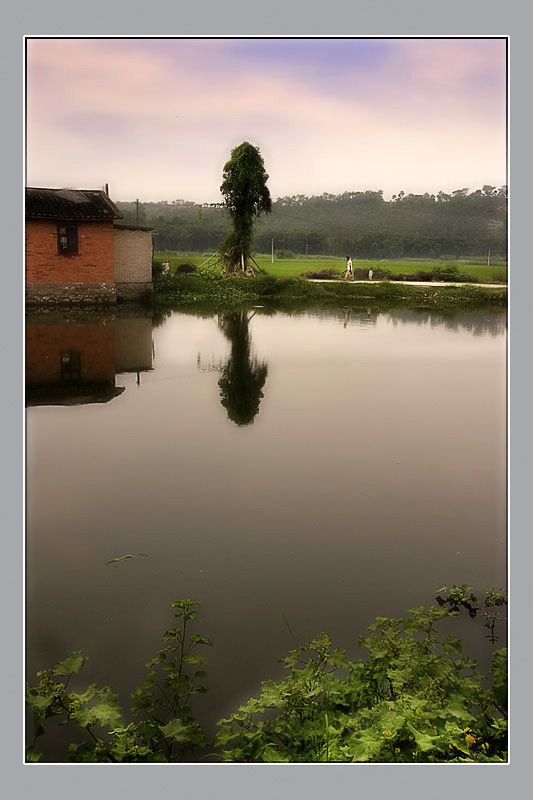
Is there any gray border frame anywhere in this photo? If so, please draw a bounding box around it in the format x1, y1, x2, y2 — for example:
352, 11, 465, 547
5, 3, 528, 797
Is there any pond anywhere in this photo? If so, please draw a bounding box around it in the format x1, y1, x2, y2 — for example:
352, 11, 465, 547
25, 304, 507, 760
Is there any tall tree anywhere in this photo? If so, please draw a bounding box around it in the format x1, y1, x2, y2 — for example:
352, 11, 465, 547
219, 142, 272, 273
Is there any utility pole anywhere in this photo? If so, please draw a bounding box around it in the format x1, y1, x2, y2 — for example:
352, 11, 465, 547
305, 226, 308, 259
271, 238, 274, 263
136, 199, 139, 226
487, 249, 491, 267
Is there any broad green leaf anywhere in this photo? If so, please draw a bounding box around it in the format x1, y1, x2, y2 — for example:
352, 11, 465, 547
160, 717, 192, 742
70, 688, 123, 730
67, 740, 100, 762
160, 717, 207, 746
444, 695, 474, 723
215, 726, 240, 747
181, 653, 207, 665
220, 746, 244, 762
490, 648, 508, 712
347, 731, 384, 762
260, 744, 290, 762
377, 709, 406, 733
26, 689, 55, 716
190, 634, 215, 647
52, 651, 87, 677
25, 747, 42, 762
70, 684, 97, 705
407, 722, 442, 753
258, 681, 284, 707
238, 697, 266, 714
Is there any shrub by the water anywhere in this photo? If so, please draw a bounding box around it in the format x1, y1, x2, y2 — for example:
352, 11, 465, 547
152, 259, 166, 279
353, 267, 392, 280
150, 270, 506, 312
153, 270, 254, 309
393, 270, 434, 281
367, 265, 474, 283
433, 264, 474, 282
175, 262, 197, 274
299, 268, 340, 280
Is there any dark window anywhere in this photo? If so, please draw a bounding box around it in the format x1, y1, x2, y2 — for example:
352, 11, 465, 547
60, 351, 81, 384
57, 225, 78, 255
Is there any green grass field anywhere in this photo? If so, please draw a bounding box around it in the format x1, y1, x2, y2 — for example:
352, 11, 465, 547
155, 252, 507, 283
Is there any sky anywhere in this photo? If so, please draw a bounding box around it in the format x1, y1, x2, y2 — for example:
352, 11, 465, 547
25, 37, 507, 203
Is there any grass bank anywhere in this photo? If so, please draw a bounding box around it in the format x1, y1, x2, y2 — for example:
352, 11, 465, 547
152, 271, 507, 313
255, 257, 507, 284
154, 252, 507, 284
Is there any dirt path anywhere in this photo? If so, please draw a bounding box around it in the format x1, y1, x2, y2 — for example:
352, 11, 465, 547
307, 279, 507, 289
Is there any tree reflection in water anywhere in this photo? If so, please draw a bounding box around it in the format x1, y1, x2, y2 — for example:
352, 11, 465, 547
217, 311, 268, 426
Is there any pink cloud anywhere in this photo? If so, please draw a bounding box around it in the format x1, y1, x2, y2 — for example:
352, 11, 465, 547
25, 37, 507, 201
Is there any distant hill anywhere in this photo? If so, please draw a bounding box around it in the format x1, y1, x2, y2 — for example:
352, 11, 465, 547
116, 186, 507, 259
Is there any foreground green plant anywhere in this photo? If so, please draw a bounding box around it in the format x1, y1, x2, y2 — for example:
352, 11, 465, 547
217, 586, 507, 762
26, 587, 507, 763
26, 599, 213, 762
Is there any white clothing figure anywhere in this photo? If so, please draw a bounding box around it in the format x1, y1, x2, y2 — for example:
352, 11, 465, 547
345, 257, 353, 280
368, 269, 374, 281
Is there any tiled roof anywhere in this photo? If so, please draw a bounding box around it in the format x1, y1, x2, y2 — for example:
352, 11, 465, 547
26, 187, 123, 221
114, 222, 153, 231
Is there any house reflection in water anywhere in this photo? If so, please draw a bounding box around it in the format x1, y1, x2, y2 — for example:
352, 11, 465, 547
25, 310, 153, 407
114, 317, 154, 386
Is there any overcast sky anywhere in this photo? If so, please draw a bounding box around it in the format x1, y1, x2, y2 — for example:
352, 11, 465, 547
26, 37, 507, 203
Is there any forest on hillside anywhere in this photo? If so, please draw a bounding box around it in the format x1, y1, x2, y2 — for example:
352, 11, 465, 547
116, 186, 507, 260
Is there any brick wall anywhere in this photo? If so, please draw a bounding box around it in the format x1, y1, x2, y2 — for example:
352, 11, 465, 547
26, 220, 115, 284
114, 228, 152, 283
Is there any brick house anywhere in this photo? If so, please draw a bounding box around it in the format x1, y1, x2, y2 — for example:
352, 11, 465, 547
25, 187, 153, 304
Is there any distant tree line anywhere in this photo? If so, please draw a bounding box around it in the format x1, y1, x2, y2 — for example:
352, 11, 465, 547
116, 185, 507, 259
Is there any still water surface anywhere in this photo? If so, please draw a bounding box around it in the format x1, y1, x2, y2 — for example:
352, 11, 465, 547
26, 306, 507, 759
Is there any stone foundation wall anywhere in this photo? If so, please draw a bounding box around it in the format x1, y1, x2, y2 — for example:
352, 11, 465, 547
115, 282, 153, 301
26, 283, 116, 306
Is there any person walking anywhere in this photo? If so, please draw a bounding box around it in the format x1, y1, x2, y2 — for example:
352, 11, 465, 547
345, 256, 353, 280
368, 268, 374, 281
